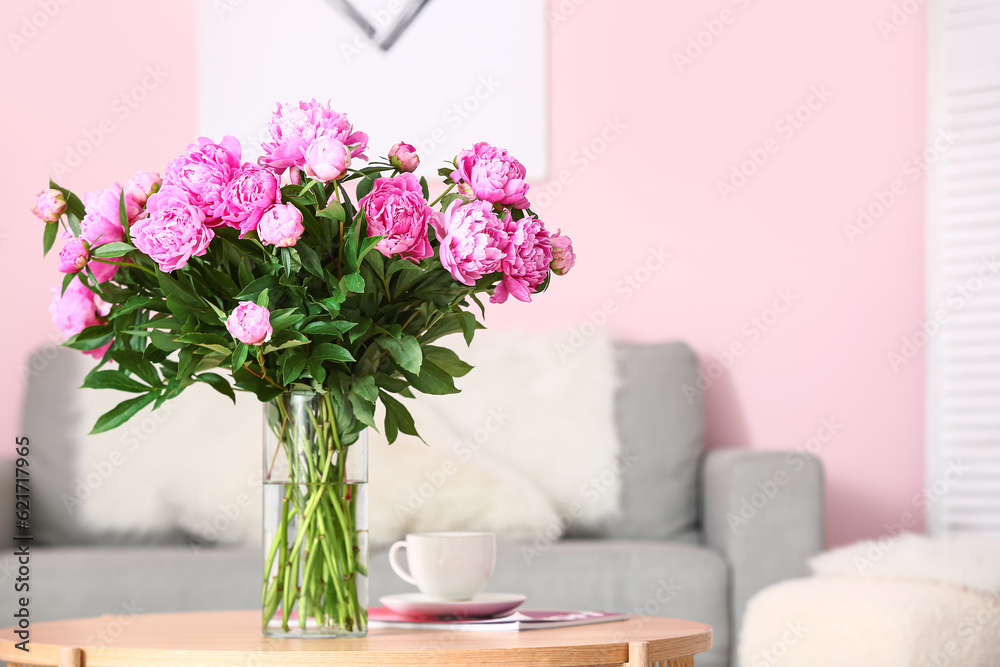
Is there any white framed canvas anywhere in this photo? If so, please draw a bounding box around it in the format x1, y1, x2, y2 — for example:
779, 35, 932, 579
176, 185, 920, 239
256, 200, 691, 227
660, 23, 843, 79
198, 0, 548, 178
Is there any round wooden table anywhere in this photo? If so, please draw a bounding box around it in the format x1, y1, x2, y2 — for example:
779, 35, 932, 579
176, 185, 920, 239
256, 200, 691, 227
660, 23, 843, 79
0, 610, 712, 666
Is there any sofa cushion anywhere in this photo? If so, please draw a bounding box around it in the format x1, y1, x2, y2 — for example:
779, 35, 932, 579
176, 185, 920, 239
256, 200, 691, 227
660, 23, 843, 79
26, 546, 261, 624
590, 341, 703, 540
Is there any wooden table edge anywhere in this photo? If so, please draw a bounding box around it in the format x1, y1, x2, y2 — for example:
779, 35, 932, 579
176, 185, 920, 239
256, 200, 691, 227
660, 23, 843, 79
0, 612, 713, 666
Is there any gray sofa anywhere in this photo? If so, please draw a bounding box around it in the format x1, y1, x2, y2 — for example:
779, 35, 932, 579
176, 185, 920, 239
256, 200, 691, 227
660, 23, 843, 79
0, 342, 824, 667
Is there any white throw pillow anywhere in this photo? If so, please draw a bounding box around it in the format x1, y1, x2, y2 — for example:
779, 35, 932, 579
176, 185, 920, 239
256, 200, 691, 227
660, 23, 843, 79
74, 364, 261, 545
368, 326, 622, 546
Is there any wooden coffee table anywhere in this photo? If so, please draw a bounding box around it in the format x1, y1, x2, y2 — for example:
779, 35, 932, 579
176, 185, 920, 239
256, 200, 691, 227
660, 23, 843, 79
0, 609, 711, 666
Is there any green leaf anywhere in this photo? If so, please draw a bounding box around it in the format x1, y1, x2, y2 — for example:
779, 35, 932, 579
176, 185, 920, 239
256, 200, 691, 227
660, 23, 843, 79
437, 166, 453, 178
235, 274, 278, 301
269, 307, 302, 332
60, 271, 75, 295
401, 361, 460, 396
150, 329, 184, 352
308, 359, 327, 384
177, 346, 201, 380
301, 320, 355, 336
375, 376, 409, 393
196, 372, 236, 403
282, 353, 308, 385
380, 390, 419, 443
352, 375, 378, 403
232, 343, 250, 371
319, 288, 346, 313
49, 180, 84, 235
263, 329, 309, 353
81, 370, 151, 393
317, 201, 346, 222
356, 175, 376, 201
42, 221, 58, 256
296, 243, 324, 278
91, 242, 135, 258
311, 342, 354, 363
348, 392, 378, 429
349, 318, 372, 343
108, 350, 160, 386
340, 272, 365, 293
424, 345, 473, 377
419, 176, 430, 200
65, 324, 114, 351
458, 311, 485, 346
357, 235, 383, 265
90, 392, 159, 434
118, 190, 129, 231
256, 288, 269, 309
374, 323, 402, 340
156, 272, 203, 310
377, 335, 422, 374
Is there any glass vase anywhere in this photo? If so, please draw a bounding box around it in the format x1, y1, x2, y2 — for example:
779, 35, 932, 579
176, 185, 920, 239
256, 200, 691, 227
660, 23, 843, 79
262, 390, 368, 637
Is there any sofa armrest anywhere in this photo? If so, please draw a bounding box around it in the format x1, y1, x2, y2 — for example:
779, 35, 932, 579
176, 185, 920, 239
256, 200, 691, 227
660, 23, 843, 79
0, 456, 14, 550
700, 449, 824, 638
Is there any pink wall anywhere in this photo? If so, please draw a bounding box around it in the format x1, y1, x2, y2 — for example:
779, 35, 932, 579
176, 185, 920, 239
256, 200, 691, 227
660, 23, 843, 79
1, 0, 925, 546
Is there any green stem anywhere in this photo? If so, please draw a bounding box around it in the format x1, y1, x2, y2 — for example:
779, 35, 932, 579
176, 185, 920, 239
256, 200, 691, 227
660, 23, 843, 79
262, 392, 365, 635
430, 183, 455, 206
90, 257, 156, 275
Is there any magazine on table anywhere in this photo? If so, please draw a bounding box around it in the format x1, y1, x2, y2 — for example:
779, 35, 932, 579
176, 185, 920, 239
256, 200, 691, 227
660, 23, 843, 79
368, 609, 629, 632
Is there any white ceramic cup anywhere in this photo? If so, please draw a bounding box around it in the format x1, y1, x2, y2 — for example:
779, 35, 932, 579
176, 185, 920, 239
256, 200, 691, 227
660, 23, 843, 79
388, 531, 496, 601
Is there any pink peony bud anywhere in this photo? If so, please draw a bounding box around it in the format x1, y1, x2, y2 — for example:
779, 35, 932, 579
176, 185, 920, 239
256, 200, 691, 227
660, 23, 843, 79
226, 301, 273, 346
33, 189, 66, 223
388, 142, 420, 173
549, 230, 575, 276
58, 238, 91, 273
257, 204, 305, 247
124, 171, 162, 207
303, 136, 351, 182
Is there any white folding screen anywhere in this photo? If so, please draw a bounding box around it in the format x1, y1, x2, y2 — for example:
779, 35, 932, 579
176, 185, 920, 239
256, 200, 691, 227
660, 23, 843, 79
926, 0, 1000, 536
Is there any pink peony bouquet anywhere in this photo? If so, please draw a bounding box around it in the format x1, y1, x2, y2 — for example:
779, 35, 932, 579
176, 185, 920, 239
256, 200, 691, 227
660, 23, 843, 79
34, 98, 575, 639
35, 98, 575, 437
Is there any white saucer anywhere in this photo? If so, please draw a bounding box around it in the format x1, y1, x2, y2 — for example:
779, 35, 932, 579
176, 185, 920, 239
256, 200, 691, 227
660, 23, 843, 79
380, 592, 527, 618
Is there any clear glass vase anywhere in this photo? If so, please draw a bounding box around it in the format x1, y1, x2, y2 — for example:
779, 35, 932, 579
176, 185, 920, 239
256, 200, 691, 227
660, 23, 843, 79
262, 391, 368, 637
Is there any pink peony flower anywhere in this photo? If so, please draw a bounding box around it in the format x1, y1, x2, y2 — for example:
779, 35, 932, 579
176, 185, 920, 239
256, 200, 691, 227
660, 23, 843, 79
304, 137, 351, 183
131, 186, 214, 272
549, 230, 575, 276
259, 99, 368, 174
226, 301, 272, 346
162, 135, 242, 225
388, 142, 419, 173
50, 278, 112, 359
432, 200, 510, 286
32, 189, 66, 223
79, 184, 136, 284
360, 173, 433, 262
221, 163, 281, 235
58, 238, 90, 273
123, 170, 162, 207
257, 204, 304, 247
451, 142, 530, 208
492, 215, 552, 304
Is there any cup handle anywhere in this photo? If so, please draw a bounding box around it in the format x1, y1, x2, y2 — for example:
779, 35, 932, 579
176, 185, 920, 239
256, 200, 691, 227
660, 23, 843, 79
388, 541, 418, 586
